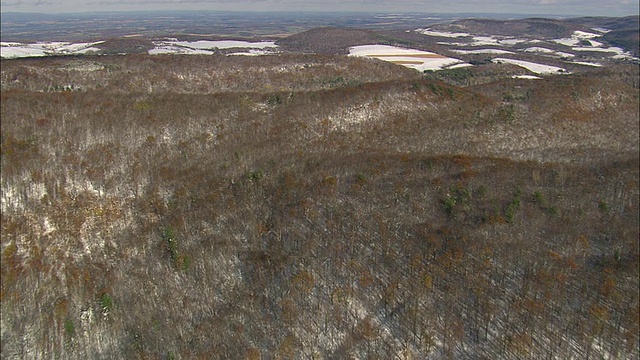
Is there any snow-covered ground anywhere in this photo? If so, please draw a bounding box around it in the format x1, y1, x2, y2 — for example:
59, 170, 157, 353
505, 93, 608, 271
492, 57, 567, 74
227, 49, 276, 56
415, 29, 471, 38
451, 48, 515, 55
349, 44, 466, 71
149, 46, 214, 55
155, 40, 277, 50
149, 40, 278, 55
524, 47, 575, 58
572, 46, 626, 53
418, 28, 529, 47
552, 30, 604, 47
1, 41, 104, 59
513, 74, 542, 80
570, 61, 602, 67
447, 63, 474, 69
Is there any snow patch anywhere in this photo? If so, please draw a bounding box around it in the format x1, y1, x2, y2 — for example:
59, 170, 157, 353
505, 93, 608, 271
149, 46, 213, 55
451, 48, 515, 54
524, 47, 575, 58
570, 61, 603, 67
552, 30, 603, 48
0, 41, 104, 59
572, 46, 626, 53
446, 63, 474, 69
573, 30, 602, 39
349, 44, 466, 71
149, 40, 278, 55
416, 29, 471, 38
227, 49, 275, 56
492, 57, 567, 74
513, 74, 542, 80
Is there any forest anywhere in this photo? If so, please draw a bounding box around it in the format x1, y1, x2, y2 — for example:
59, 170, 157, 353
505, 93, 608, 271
1, 53, 639, 359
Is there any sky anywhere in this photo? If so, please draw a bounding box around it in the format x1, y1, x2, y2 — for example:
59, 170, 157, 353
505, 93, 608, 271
1, 0, 639, 16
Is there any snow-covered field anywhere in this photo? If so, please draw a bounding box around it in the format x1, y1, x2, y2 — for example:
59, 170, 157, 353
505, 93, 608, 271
1, 41, 104, 59
570, 61, 602, 67
416, 28, 639, 69
552, 30, 602, 46
492, 58, 567, 74
149, 40, 278, 55
2, 27, 636, 74
524, 47, 575, 58
513, 74, 542, 80
349, 44, 467, 71
451, 48, 515, 55
418, 28, 529, 47
0, 39, 279, 58
415, 29, 471, 38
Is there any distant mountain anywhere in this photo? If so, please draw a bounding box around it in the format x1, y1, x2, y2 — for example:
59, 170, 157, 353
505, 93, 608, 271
428, 18, 587, 38
565, 16, 640, 57
565, 15, 640, 31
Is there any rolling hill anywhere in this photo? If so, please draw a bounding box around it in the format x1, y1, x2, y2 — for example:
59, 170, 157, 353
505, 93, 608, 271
1, 13, 639, 360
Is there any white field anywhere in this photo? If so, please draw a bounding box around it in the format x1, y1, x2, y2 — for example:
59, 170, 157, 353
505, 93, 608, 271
570, 61, 602, 67
0, 41, 104, 59
152, 40, 276, 50
227, 49, 275, 56
447, 63, 474, 69
149, 46, 214, 55
586, 39, 604, 47
172, 40, 277, 49
552, 30, 604, 47
552, 37, 581, 46
513, 74, 542, 79
492, 57, 567, 74
349, 44, 466, 71
149, 40, 278, 55
437, 41, 470, 46
524, 47, 575, 58
470, 36, 501, 46
573, 30, 602, 39
451, 48, 515, 54
416, 29, 471, 38
572, 46, 626, 53
436, 37, 528, 47
499, 38, 528, 45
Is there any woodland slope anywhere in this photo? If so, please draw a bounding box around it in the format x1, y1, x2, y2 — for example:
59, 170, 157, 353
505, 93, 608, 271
1, 54, 639, 359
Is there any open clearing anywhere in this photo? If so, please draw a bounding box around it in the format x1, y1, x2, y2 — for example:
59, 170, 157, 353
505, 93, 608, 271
349, 44, 466, 71
368, 53, 448, 58
0, 41, 104, 59
492, 57, 567, 74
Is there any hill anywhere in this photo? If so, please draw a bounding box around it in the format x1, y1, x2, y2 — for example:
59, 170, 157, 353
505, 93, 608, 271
431, 18, 581, 38
1, 52, 638, 359
276, 27, 384, 54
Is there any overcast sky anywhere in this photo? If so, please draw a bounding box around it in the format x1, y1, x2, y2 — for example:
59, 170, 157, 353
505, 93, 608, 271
1, 0, 638, 16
